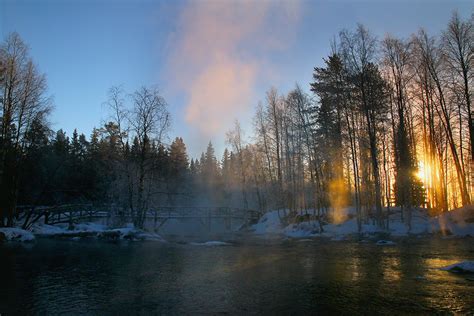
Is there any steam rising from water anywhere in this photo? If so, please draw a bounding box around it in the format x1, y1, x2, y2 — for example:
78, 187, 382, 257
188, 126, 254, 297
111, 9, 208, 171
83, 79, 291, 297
166, 0, 302, 142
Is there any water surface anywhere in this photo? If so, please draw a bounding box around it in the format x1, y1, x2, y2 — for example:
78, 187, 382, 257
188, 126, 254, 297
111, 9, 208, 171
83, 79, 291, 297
1, 237, 473, 314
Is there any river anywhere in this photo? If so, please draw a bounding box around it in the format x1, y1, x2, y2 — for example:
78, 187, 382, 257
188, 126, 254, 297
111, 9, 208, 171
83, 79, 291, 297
1, 237, 473, 314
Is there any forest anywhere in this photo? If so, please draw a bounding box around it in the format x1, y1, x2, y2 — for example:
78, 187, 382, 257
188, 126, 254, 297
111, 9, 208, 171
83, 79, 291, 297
0, 12, 472, 231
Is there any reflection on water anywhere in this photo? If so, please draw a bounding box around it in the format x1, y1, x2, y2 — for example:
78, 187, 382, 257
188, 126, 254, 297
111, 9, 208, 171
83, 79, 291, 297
349, 255, 362, 282
381, 248, 401, 282
0, 237, 473, 314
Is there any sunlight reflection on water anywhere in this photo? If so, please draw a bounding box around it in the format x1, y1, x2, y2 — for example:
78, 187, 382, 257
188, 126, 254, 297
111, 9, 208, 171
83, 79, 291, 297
0, 237, 473, 314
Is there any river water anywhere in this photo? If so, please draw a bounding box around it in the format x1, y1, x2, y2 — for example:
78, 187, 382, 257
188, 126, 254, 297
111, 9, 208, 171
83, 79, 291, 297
1, 237, 474, 314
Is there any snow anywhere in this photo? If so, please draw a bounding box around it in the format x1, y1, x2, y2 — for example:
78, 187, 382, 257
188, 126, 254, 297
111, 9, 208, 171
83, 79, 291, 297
31, 222, 166, 242
284, 221, 321, 238
109, 226, 166, 242
440, 261, 474, 273
250, 205, 474, 240
31, 223, 68, 235
250, 210, 284, 234
323, 219, 360, 237
430, 205, 474, 236
3, 205, 474, 243
1, 220, 165, 243
74, 222, 107, 232
0, 227, 35, 242
189, 241, 231, 246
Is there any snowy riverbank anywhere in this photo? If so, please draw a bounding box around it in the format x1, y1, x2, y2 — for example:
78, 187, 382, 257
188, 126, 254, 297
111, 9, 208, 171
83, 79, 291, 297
0, 222, 166, 243
250, 205, 474, 239
0, 227, 36, 242
2, 205, 473, 243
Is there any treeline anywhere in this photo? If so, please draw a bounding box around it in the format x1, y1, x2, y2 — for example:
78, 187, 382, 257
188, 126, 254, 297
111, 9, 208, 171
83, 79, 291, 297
0, 31, 262, 228
222, 12, 473, 230
1, 12, 473, 230
0, 38, 249, 228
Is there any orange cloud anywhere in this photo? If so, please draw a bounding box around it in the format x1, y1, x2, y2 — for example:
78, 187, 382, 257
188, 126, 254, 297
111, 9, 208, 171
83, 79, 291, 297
167, 0, 302, 139
185, 54, 256, 135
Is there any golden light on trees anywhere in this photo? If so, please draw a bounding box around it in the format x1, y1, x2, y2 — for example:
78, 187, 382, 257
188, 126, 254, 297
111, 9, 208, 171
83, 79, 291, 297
416, 161, 427, 183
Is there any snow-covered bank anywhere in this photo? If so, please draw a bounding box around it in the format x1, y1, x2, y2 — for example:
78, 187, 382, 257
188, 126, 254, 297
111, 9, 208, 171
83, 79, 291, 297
250, 206, 474, 239
433, 205, 474, 236
0, 222, 166, 243
33, 222, 166, 242
0, 227, 35, 242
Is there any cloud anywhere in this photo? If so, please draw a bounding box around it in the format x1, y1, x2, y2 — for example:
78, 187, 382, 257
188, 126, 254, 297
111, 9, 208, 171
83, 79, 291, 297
185, 54, 257, 135
166, 0, 302, 140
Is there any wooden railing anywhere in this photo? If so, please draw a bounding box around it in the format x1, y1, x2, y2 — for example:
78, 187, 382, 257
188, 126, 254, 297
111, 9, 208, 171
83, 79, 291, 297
16, 204, 261, 230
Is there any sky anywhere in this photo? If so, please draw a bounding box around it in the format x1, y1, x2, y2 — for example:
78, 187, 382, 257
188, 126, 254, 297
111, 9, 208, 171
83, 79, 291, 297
1, 0, 472, 158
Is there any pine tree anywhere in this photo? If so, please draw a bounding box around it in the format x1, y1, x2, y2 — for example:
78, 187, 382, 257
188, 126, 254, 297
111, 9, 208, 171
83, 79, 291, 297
203, 141, 219, 182
221, 148, 231, 181
53, 129, 69, 156
310, 54, 348, 217
169, 137, 189, 177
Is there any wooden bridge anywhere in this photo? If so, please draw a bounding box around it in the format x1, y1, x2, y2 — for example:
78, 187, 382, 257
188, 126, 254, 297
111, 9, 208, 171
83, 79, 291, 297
17, 204, 261, 231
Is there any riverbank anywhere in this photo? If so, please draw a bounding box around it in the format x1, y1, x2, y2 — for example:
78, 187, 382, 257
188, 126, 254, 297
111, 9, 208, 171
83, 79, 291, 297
0, 222, 165, 243
250, 205, 474, 239
1, 205, 473, 244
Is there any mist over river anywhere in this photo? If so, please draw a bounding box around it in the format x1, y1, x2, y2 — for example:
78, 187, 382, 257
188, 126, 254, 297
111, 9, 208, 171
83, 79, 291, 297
1, 236, 474, 314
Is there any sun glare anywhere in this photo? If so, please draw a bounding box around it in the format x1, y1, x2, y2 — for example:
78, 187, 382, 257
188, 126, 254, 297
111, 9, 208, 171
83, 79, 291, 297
416, 162, 425, 181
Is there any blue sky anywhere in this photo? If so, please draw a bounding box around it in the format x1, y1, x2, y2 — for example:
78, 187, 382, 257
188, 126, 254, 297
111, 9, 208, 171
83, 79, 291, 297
1, 0, 472, 158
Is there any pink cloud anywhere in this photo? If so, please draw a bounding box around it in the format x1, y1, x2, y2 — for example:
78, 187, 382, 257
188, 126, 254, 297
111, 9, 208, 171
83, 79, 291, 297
185, 54, 257, 135
166, 0, 302, 139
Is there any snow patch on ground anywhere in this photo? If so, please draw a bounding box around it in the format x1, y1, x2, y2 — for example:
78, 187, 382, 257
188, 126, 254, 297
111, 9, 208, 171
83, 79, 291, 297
0, 227, 35, 242
74, 222, 108, 232
322, 219, 360, 238
31, 223, 65, 235
250, 210, 284, 235
440, 261, 474, 273
284, 221, 321, 238
109, 226, 166, 242
31, 222, 166, 242
431, 205, 474, 236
